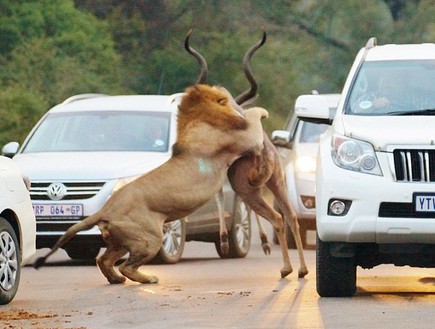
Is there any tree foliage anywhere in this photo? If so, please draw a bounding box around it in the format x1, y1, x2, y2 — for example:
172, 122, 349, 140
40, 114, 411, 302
1, 0, 434, 146
0, 0, 123, 145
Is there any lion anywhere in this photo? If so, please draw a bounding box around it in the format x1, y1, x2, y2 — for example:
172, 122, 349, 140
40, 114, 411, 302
34, 84, 268, 284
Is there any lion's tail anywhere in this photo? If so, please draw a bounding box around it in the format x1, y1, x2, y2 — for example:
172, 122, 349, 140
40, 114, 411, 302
33, 212, 102, 269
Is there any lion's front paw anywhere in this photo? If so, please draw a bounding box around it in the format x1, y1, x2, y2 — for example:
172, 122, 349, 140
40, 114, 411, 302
245, 107, 269, 120
250, 107, 268, 119
259, 108, 269, 119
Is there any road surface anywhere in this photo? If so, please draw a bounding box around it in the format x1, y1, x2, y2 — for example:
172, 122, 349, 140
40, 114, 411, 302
2, 228, 435, 329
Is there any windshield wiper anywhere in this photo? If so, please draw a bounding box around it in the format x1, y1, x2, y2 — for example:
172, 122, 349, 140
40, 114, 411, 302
386, 108, 435, 116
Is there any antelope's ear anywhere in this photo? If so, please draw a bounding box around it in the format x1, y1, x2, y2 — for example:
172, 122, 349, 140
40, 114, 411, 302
218, 97, 228, 106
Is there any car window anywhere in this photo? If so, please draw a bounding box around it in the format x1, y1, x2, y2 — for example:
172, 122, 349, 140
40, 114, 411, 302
22, 111, 171, 153
346, 60, 435, 116
299, 122, 329, 143
285, 114, 300, 143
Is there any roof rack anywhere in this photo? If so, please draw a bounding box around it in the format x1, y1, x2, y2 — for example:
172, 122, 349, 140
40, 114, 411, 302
62, 93, 109, 105
365, 37, 377, 49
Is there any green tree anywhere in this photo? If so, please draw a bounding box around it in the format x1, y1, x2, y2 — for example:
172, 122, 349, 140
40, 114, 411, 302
76, 0, 435, 130
0, 86, 47, 146
2, 0, 434, 144
0, 0, 124, 145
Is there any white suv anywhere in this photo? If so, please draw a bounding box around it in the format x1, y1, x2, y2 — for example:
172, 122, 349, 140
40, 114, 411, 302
0, 156, 35, 304
296, 38, 435, 296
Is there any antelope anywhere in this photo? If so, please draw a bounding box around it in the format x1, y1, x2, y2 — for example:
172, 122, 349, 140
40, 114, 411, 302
185, 31, 308, 278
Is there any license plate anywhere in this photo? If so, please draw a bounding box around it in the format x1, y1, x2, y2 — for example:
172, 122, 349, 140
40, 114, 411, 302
33, 204, 83, 217
414, 193, 435, 212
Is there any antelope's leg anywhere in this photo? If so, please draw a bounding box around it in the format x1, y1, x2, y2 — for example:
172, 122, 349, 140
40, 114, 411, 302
215, 189, 229, 255
242, 191, 293, 278
254, 213, 271, 255
268, 173, 309, 278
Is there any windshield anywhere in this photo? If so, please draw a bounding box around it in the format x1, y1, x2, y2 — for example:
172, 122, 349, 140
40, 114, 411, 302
299, 122, 329, 143
22, 111, 172, 153
346, 60, 435, 116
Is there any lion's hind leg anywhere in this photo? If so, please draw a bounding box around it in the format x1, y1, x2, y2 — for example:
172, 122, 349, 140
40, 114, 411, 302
117, 234, 162, 284
97, 244, 128, 284
118, 251, 160, 284
96, 221, 128, 284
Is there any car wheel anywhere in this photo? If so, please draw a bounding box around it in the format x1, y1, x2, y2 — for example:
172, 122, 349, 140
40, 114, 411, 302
316, 234, 357, 297
65, 245, 100, 260
216, 195, 251, 259
151, 219, 186, 264
0, 218, 21, 305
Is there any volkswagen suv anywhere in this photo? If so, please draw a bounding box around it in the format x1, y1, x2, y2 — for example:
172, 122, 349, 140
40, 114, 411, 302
3, 94, 251, 264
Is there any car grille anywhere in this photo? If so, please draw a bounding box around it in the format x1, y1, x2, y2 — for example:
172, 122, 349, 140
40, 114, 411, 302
30, 181, 106, 200
37, 221, 80, 231
393, 149, 435, 182
379, 202, 435, 218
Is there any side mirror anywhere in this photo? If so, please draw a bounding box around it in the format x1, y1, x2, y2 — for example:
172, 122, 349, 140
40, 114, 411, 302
271, 130, 292, 148
2, 142, 19, 158
295, 95, 332, 124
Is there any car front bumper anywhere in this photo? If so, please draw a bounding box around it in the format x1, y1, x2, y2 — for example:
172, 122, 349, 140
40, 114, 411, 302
316, 150, 435, 244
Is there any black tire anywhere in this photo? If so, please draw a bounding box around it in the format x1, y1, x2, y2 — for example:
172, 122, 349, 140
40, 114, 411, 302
316, 234, 357, 297
65, 245, 100, 260
0, 218, 21, 305
151, 219, 186, 264
216, 195, 251, 258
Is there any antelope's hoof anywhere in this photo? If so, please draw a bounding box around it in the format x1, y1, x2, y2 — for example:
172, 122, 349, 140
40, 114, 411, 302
298, 268, 309, 279
280, 268, 293, 278
262, 243, 271, 255
220, 242, 229, 255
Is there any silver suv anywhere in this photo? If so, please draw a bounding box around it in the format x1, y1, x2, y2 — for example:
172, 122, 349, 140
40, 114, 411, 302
272, 93, 339, 248
3, 94, 251, 263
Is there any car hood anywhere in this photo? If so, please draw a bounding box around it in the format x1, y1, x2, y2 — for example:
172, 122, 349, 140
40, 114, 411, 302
13, 152, 171, 181
340, 116, 435, 151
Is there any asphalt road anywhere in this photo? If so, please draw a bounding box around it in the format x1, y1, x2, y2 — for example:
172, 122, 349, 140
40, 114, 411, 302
2, 227, 435, 329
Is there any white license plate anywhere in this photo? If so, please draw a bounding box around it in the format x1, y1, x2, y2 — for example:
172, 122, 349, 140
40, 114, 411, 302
33, 204, 83, 217
414, 194, 435, 212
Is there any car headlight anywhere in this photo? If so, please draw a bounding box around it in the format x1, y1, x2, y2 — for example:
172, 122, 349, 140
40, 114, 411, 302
112, 175, 141, 194
331, 134, 382, 175
295, 156, 317, 173
22, 176, 31, 191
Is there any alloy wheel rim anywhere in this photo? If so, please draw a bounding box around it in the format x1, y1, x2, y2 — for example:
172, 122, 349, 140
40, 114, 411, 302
0, 231, 18, 291
162, 220, 182, 257
235, 202, 250, 251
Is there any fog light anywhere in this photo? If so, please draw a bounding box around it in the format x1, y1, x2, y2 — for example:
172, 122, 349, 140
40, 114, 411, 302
301, 195, 315, 209
329, 200, 346, 215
